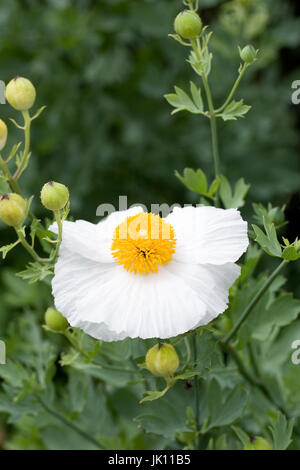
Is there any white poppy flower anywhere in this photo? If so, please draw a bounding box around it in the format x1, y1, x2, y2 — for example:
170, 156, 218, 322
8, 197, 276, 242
51, 206, 248, 341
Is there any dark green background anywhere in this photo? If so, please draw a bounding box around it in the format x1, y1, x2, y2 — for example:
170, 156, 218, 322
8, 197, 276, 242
0, 0, 299, 221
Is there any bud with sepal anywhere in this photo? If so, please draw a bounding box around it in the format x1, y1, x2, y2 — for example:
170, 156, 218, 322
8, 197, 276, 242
40, 181, 69, 211
146, 343, 179, 378
45, 307, 69, 332
174, 10, 202, 40
6, 77, 36, 111
0, 193, 27, 227
0, 119, 8, 151
239, 45, 258, 64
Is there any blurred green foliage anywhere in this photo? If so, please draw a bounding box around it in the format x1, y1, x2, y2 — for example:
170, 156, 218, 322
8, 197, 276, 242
0, 0, 299, 220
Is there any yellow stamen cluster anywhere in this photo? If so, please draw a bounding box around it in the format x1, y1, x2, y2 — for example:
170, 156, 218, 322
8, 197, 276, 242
111, 213, 176, 275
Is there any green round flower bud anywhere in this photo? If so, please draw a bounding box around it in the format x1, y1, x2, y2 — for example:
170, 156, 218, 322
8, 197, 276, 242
6, 77, 36, 111
240, 45, 257, 64
40, 181, 69, 211
0, 119, 8, 151
220, 315, 233, 333
244, 436, 272, 450
174, 10, 202, 40
146, 343, 179, 378
45, 307, 69, 331
0, 193, 27, 227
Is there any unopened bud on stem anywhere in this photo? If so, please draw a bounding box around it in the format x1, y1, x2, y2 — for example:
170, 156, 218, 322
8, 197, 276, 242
45, 307, 69, 331
174, 10, 202, 40
6, 77, 36, 111
240, 45, 257, 64
40, 181, 69, 211
0, 193, 27, 227
0, 119, 8, 151
146, 343, 179, 378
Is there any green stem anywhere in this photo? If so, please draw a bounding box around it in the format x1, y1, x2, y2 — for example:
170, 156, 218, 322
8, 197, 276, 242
202, 76, 221, 177
247, 343, 260, 378
190, 39, 221, 177
223, 259, 288, 345
63, 330, 140, 375
184, 336, 192, 363
16, 228, 47, 263
215, 63, 249, 114
192, 331, 200, 449
35, 395, 102, 449
49, 210, 63, 262
0, 154, 41, 226
0, 155, 21, 194
13, 110, 31, 181
220, 341, 289, 419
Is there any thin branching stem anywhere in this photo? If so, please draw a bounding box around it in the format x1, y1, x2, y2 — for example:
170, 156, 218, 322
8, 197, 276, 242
215, 63, 249, 114
190, 39, 221, 177
13, 110, 31, 181
220, 341, 290, 419
223, 259, 288, 344
36, 395, 102, 449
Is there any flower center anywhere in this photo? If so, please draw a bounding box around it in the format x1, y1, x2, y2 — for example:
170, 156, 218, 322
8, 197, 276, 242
111, 213, 176, 274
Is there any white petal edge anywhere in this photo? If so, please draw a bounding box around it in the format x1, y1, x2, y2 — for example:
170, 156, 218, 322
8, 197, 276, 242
165, 206, 248, 265
165, 260, 240, 326
49, 206, 144, 263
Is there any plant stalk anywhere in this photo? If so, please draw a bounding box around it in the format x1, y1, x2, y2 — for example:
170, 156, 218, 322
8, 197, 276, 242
223, 259, 288, 344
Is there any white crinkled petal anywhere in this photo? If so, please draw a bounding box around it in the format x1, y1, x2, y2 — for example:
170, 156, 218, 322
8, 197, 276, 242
49, 206, 144, 263
52, 247, 208, 340
165, 206, 248, 265
165, 260, 240, 326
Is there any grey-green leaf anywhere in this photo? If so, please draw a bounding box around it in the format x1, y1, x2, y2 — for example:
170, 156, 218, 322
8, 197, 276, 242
221, 100, 251, 121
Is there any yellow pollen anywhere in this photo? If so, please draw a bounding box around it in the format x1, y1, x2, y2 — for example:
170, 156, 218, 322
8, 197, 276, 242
111, 213, 176, 275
